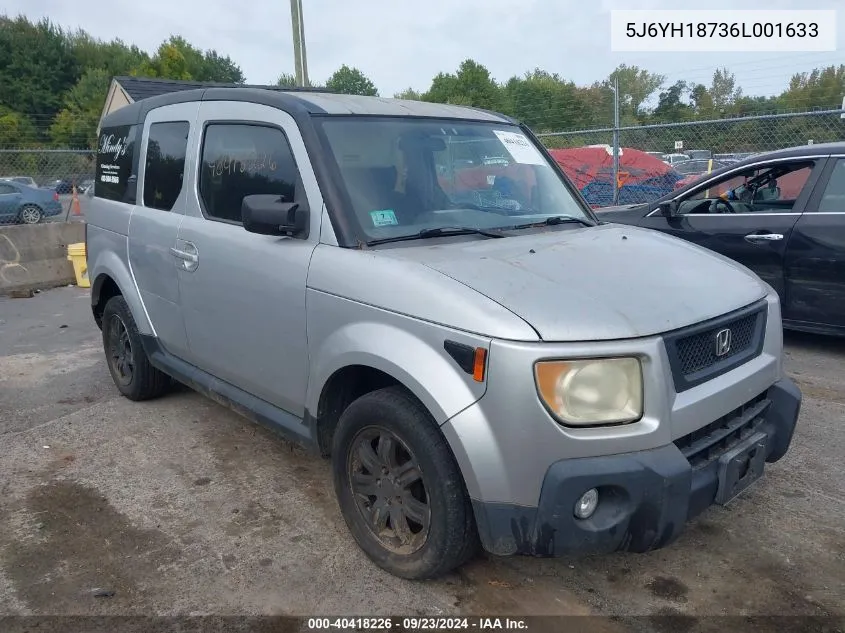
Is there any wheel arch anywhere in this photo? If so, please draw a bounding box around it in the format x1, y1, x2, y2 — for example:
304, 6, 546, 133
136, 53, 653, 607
306, 321, 490, 457
314, 364, 402, 456
17, 202, 44, 222
89, 249, 153, 335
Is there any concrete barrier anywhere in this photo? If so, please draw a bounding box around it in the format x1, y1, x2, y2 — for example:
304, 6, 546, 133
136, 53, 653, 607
0, 222, 86, 295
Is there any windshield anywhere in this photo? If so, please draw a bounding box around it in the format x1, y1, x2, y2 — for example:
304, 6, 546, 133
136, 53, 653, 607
316, 117, 593, 242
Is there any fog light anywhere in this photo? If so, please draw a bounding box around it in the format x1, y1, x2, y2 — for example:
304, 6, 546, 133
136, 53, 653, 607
574, 488, 599, 519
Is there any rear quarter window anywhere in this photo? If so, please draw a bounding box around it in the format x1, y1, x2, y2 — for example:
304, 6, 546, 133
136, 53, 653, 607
143, 121, 190, 212
95, 124, 138, 202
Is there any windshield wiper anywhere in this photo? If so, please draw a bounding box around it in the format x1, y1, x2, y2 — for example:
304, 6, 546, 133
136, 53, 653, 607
508, 215, 594, 231
366, 226, 505, 246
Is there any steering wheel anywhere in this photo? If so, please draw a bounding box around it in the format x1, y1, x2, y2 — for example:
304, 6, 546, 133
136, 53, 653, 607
712, 198, 737, 214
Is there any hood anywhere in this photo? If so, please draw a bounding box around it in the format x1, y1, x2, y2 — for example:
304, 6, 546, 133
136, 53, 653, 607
380, 224, 768, 341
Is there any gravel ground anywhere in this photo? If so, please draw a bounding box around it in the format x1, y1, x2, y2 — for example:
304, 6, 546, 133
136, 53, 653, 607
0, 286, 842, 627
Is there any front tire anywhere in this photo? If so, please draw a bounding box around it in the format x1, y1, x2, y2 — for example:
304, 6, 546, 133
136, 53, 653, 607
101, 295, 170, 401
332, 387, 478, 579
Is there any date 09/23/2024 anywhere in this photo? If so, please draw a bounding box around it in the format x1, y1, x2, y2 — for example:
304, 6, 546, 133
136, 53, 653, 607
306, 617, 529, 631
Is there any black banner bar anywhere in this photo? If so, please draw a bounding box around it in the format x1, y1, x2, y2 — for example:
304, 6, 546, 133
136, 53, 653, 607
0, 616, 842, 633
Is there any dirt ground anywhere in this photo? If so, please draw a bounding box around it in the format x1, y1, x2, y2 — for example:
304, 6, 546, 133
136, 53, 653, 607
0, 286, 843, 626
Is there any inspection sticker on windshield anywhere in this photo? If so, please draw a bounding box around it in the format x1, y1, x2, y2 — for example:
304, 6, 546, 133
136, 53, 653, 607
493, 130, 545, 165
370, 209, 399, 227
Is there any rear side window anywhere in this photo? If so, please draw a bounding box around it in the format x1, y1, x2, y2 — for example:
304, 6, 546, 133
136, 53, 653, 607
817, 159, 845, 213
0, 183, 17, 194
143, 121, 190, 211
95, 124, 138, 202
199, 123, 299, 223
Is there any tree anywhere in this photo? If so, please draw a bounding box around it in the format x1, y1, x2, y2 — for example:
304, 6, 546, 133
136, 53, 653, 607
0, 15, 79, 123
604, 64, 665, 119
132, 41, 190, 80
131, 36, 244, 83
50, 68, 111, 148
276, 73, 298, 88
0, 106, 37, 148
782, 64, 845, 110
690, 83, 714, 117
502, 69, 589, 131
423, 59, 500, 110
325, 65, 378, 96
200, 48, 244, 84
731, 94, 782, 116
577, 82, 616, 128
68, 30, 149, 78
652, 81, 693, 122
709, 68, 742, 111
394, 87, 421, 100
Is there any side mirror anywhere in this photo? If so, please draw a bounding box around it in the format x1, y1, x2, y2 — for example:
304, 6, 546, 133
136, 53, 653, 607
659, 200, 679, 217
242, 194, 309, 238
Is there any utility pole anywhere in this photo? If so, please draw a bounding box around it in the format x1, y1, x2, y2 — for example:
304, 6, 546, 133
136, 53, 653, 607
290, 0, 309, 87
612, 76, 620, 205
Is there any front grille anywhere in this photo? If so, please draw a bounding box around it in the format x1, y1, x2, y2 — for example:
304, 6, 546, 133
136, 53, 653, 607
674, 391, 770, 470
676, 312, 758, 375
662, 300, 768, 393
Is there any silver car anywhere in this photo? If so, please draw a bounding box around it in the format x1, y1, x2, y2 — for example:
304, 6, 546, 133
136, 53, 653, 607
85, 89, 802, 579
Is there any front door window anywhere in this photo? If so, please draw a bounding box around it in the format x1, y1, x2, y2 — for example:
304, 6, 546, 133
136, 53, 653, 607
676, 162, 814, 215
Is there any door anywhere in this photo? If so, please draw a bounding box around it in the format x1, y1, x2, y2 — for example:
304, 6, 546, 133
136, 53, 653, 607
176, 102, 322, 416
640, 157, 828, 301
0, 183, 22, 222
127, 102, 200, 358
784, 156, 845, 331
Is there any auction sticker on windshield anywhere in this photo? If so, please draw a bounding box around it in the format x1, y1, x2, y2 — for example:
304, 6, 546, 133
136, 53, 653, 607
493, 130, 546, 165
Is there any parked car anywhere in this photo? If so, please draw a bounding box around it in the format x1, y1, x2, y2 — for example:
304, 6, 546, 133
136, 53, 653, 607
714, 152, 758, 163
673, 159, 733, 176
49, 178, 84, 194
662, 153, 690, 165
672, 159, 735, 189
686, 149, 712, 160
0, 180, 63, 224
1, 176, 38, 188
77, 178, 95, 193
598, 142, 845, 336
86, 88, 801, 579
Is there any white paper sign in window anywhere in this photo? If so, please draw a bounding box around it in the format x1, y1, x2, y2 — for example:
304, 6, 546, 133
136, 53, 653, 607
492, 130, 546, 165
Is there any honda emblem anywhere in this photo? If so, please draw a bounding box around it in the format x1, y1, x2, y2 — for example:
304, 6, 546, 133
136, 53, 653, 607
715, 328, 732, 357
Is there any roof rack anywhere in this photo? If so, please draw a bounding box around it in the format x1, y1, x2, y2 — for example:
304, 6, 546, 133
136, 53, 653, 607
112, 75, 337, 94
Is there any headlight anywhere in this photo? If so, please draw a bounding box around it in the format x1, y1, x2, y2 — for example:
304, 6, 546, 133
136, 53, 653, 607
534, 357, 643, 426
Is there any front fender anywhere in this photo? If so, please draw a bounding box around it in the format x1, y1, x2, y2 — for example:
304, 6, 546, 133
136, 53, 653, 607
306, 292, 490, 424
88, 227, 153, 335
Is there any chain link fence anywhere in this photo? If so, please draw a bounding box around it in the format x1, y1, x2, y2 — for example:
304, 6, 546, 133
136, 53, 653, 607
0, 150, 94, 225
537, 109, 845, 207
1, 109, 843, 223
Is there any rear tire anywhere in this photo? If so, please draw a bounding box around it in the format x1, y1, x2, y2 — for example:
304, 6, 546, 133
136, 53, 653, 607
101, 295, 170, 401
19, 205, 42, 224
332, 386, 478, 579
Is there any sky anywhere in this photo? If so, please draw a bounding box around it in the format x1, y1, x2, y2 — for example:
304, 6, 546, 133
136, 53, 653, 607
10, 0, 845, 101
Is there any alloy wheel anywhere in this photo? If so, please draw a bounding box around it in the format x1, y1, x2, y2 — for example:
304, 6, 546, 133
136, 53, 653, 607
347, 426, 431, 555
107, 314, 134, 387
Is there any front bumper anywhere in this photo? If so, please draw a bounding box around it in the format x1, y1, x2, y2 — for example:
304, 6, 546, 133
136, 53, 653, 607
472, 377, 801, 557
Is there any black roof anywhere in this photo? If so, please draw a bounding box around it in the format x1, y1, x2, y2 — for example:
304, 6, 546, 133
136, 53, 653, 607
113, 76, 330, 102
741, 141, 845, 160
101, 84, 515, 130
